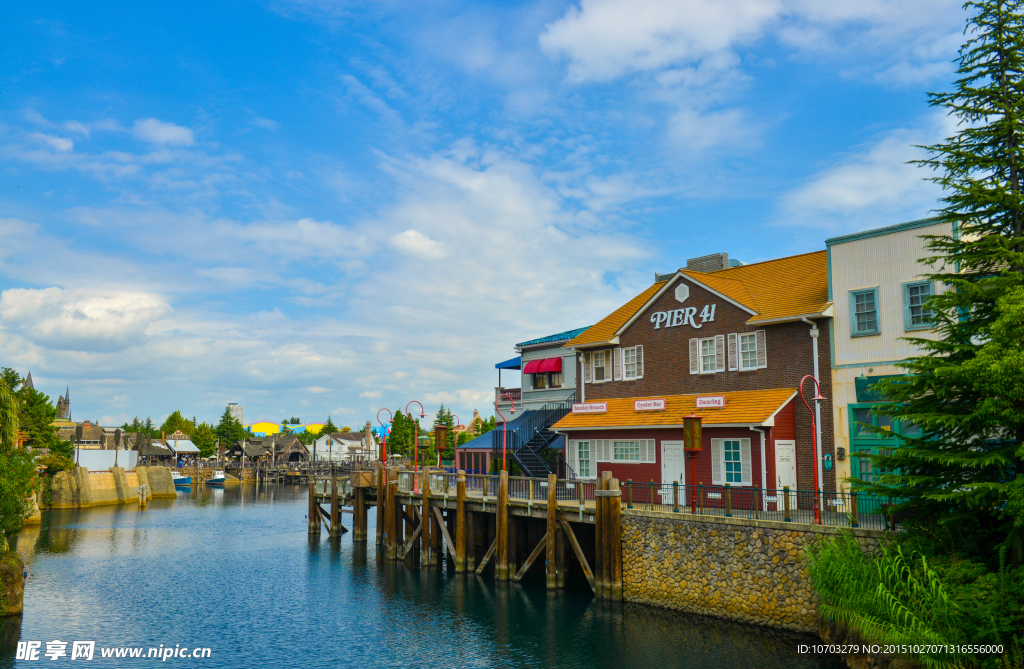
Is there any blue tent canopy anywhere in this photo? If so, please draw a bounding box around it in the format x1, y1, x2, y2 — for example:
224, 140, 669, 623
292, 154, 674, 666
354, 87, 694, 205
495, 357, 521, 370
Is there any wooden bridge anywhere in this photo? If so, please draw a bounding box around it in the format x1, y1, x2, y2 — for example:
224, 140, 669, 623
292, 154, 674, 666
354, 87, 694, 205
308, 466, 625, 601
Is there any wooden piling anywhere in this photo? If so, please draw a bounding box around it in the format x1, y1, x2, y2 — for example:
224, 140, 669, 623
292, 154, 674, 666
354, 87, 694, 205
466, 508, 477, 572
375, 463, 385, 546
546, 473, 557, 590
495, 470, 509, 580
725, 483, 732, 518
330, 478, 341, 538
455, 470, 467, 572
422, 466, 435, 566
594, 474, 604, 598
783, 486, 792, 522
609, 478, 622, 602
354, 486, 367, 542
308, 481, 320, 535
555, 519, 565, 589
386, 478, 398, 560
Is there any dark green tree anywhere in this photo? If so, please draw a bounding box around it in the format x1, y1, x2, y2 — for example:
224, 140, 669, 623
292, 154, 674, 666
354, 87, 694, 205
0, 367, 21, 393
215, 408, 246, 446
432, 405, 457, 463
861, 0, 1024, 562
19, 387, 60, 451
160, 410, 195, 436
192, 422, 216, 457
322, 415, 338, 435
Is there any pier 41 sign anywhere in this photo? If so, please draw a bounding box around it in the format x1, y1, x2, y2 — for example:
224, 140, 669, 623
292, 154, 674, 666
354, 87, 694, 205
650, 304, 716, 330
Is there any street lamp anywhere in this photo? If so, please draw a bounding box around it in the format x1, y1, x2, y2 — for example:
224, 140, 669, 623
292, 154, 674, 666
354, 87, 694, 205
683, 413, 703, 512
406, 401, 425, 492
494, 393, 517, 472
799, 374, 828, 525
376, 408, 393, 464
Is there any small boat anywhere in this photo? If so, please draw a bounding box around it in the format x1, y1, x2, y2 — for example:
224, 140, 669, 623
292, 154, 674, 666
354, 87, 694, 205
172, 471, 192, 487
206, 470, 226, 486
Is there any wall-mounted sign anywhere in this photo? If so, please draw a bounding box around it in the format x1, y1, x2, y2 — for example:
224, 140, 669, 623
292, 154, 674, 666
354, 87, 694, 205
572, 402, 608, 414
650, 304, 716, 330
695, 395, 726, 409
634, 398, 666, 412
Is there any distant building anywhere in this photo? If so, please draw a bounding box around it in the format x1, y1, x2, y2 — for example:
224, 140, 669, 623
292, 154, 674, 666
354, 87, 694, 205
227, 402, 244, 425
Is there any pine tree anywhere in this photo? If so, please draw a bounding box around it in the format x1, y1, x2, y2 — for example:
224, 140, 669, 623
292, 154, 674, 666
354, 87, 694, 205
862, 0, 1024, 561
322, 415, 338, 435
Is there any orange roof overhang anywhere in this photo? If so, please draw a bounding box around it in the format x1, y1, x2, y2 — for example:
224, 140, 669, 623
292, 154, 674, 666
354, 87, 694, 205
551, 388, 797, 431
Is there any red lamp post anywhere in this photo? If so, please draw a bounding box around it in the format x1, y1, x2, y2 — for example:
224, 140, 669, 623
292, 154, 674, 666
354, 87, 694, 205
683, 413, 703, 512
494, 394, 517, 472
406, 401, 426, 493
799, 374, 827, 525
376, 408, 393, 464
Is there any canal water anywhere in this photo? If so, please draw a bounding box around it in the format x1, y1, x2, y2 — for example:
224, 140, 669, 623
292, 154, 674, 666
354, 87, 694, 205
3, 483, 840, 669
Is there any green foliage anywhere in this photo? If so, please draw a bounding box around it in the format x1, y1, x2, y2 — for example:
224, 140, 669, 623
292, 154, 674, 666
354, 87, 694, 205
35, 452, 75, 477
0, 449, 38, 537
475, 415, 496, 436
488, 457, 520, 475
160, 410, 195, 436
857, 0, 1024, 563
0, 384, 17, 454
807, 533, 965, 668
18, 387, 60, 451
387, 409, 412, 457
322, 415, 338, 435
215, 408, 246, 446
49, 439, 73, 460
0, 368, 21, 393
457, 431, 473, 446
192, 422, 216, 457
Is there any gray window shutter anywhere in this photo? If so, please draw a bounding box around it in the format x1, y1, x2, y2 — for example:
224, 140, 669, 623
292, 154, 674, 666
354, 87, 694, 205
568, 440, 577, 474
727, 333, 738, 371
584, 352, 591, 383
647, 439, 656, 463
689, 338, 699, 375
741, 439, 752, 485
613, 347, 622, 381
715, 334, 725, 373
756, 329, 767, 368
711, 439, 722, 485
635, 345, 643, 379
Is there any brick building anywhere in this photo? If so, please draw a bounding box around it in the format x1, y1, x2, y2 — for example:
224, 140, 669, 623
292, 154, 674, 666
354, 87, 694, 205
551, 250, 836, 498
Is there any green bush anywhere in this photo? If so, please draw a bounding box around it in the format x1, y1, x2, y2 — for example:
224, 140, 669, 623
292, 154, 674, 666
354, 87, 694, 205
807, 532, 964, 668
36, 452, 75, 477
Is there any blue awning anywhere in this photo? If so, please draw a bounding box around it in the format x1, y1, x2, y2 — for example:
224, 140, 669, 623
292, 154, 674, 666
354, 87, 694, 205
495, 356, 521, 370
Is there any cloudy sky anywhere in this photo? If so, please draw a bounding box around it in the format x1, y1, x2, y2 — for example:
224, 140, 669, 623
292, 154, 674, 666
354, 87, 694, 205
0, 0, 966, 428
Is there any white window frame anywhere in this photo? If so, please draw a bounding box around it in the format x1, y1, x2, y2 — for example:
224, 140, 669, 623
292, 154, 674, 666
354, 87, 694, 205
613, 440, 641, 461
593, 350, 606, 382
577, 440, 591, 478
623, 347, 637, 379
711, 438, 752, 486
700, 337, 716, 373
739, 333, 758, 371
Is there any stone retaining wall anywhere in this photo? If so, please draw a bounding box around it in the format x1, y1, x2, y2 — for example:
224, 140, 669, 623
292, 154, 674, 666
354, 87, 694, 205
621, 509, 889, 633
48, 466, 177, 509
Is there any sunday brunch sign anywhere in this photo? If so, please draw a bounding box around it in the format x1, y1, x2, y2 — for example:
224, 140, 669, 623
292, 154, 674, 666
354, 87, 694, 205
572, 402, 608, 414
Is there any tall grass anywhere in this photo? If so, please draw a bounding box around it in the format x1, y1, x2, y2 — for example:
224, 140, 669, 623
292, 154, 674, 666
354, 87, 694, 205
806, 532, 968, 668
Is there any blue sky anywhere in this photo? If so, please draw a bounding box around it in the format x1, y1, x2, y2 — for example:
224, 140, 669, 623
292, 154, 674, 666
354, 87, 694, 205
0, 0, 965, 429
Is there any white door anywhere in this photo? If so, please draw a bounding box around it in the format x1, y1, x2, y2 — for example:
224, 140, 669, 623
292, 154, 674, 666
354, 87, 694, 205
774, 439, 797, 510
661, 440, 686, 505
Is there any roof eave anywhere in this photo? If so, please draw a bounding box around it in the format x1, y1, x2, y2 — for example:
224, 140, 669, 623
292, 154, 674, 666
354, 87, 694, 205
745, 306, 833, 326
562, 336, 619, 350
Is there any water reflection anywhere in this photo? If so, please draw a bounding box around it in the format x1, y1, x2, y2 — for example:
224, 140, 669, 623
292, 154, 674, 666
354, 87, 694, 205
4, 483, 839, 669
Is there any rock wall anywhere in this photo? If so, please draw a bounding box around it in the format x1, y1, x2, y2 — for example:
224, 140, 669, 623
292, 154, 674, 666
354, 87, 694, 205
0, 552, 24, 616
621, 509, 887, 633
48, 466, 176, 508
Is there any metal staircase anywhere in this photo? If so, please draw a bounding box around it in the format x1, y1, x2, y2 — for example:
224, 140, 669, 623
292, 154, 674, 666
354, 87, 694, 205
491, 393, 575, 478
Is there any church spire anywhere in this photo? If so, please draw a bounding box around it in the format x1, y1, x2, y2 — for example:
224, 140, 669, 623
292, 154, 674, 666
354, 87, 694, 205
24, 372, 34, 390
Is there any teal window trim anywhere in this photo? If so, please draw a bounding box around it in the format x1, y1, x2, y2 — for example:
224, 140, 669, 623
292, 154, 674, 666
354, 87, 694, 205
902, 280, 934, 332
848, 402, 915, 441
849, 287, 881, 337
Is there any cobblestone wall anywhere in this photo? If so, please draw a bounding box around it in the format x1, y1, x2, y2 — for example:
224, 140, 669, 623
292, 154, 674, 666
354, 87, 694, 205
621, 509, 887, 633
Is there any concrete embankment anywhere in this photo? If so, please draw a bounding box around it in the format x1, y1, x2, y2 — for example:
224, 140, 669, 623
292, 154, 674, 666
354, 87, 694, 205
48, 466, 177, 509
621, 509, 889, 634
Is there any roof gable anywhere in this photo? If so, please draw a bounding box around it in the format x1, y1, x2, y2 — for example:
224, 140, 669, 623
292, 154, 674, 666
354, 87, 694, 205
564, 281, 667, 348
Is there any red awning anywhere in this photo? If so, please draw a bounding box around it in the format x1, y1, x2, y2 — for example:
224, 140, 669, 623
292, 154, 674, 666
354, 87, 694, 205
524, 357, 562, 374
538, 357, 562, 373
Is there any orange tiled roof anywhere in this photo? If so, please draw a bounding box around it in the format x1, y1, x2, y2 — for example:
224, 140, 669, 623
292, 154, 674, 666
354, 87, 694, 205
564, 281, 668, 347
564, 252, 829, 349
551, 388, 796, 430
682, 250, 829, 324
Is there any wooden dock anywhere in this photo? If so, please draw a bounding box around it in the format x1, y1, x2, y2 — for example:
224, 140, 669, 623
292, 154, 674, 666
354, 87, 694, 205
308, 466, 625, 600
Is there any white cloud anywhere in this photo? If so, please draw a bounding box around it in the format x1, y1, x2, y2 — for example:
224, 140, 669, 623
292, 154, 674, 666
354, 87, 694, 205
388, 229, 446, 259
540, 0, 780, 82
253, 117, 280, 130
29, 132, 73, 152
778, 112, 954, 230
0, 287, 172, 352
132, 118, 196, 146
359, 390, 383, 399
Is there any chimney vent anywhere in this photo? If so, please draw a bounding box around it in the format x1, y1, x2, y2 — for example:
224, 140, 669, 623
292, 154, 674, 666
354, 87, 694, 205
686, 252, 730, 273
